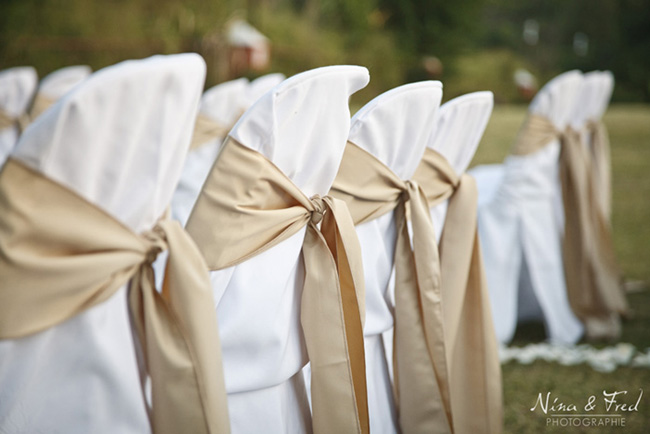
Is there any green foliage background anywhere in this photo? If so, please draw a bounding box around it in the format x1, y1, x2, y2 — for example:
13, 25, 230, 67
1, 0, 649, 102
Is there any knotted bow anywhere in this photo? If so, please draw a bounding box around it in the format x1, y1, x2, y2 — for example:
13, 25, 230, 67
330, 141, 453, 434
413, 148, 503, 434
512, 114, 627, 339
186, 137, 369, 434
0, 159, 230, 434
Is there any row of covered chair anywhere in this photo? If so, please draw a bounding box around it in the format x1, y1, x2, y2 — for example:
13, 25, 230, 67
1, 52, 619, 434
470, 69, 624, 344
0, 65, 92, 167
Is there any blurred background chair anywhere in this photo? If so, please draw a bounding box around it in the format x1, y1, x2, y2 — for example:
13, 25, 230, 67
171, 77, 249, 226
245, 72, 286, 110
0, 66, 38, 168
469, 71, 585, 345
0, 54, 205, 434
28, 64, 91, 121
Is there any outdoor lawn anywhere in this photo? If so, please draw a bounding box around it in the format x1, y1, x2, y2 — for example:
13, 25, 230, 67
471, 104, 650, 433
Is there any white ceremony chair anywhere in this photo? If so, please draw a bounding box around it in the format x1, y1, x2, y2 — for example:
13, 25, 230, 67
171, 77, 249, 226
189, 66, 369, 433
469, 71, 585, 345
572, 70, 615, 223
0, 66, 38, 168
29, 64, 92, 120
428, 91, 494, 239
418, 91, 502, 433
0, 54, 205, 433
346, 81, 443, 434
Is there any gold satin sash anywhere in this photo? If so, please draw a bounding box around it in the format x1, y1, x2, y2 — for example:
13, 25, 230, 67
29, 92, 57, 121
189, 114, 232, 150
0, 109, 15, 130
185, 138, 369, 434
330, 141, 453, 434
0, 108, 29, 134
0, 159, 230, 434
512, 114, 627, 339
586, 120, 612, 222
413, 148, 503, 434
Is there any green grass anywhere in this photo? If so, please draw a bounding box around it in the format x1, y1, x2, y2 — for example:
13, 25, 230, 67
473, 104, 650, 432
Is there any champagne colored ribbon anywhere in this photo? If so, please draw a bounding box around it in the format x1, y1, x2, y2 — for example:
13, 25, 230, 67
0, 159, 230, 434
0, 108, 30, 134
330, 141, 453, 434
512, 114, 627, 339
185, 137, 369, 434
189, 114, 232, 150
29, 92, 57, 121
413, 148, 503, 434
0, 109, 15, 130
586, 120, 612, 222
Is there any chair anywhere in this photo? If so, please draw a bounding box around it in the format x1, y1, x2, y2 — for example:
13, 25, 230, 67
0, 66, 38, 167
563, 70, 625, 339
185, 66, 370, 433
428, 91, 494, 238
0, 54, 213, 433
171, 77, 249, 226
469, 71, 585, 345
414, 91, 502, 433
334, 81, 444, 433
572, 70, 615, 223
29, 64, 91, 120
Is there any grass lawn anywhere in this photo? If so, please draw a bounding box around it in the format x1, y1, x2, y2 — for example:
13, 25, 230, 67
471, 104, 650, 433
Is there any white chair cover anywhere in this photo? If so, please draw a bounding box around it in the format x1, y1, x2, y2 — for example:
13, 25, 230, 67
207, 65, 369, 434
0, 54, 205, 433
36, 65, 91, 102
428, 91, 494, 241
246, 73, 286, 108
171, 77, 249, 226
0, 67, 38, 168
469, 71, 584, 345
348, 81, 443, 434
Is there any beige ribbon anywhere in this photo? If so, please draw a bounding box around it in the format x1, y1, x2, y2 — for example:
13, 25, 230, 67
586, 120, 612, 222
413, 148, 503, 434
512, 114, 627, 339
185, 138, 369, 434
189, 114, 232, 150
330, 141, 453, 434
0, 159, 230, 434
29, 92, 57, 121
0, 108, 30, 134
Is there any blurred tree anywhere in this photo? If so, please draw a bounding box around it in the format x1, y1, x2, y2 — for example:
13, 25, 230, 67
378, 0, 483, 56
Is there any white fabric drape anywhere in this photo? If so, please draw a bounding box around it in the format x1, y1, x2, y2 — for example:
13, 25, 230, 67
199, 66, 369, 434
469, 71, 584, 345
0, 54, 205, 434
0, 67, 37, 168
345, 81, 444, 434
